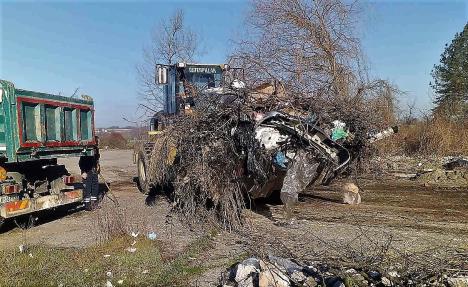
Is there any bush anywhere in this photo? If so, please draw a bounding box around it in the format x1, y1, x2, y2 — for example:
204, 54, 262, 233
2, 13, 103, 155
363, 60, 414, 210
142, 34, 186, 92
376, 116, 468, 156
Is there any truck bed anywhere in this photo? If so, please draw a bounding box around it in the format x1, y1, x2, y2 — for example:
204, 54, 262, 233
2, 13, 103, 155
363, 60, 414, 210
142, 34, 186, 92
0, 80, 96, 162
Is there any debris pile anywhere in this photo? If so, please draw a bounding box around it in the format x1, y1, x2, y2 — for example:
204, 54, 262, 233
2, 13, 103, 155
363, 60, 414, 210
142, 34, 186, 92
443, 157, 468, 170
221, 256, 468, 287
418, 168, 468, 185
147, 86, 388, 228
371, 156, 468, 185
148, 91, 252, 230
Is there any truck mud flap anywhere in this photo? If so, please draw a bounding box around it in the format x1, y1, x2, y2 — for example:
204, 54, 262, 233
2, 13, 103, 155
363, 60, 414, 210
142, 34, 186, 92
0, 189, 83, 218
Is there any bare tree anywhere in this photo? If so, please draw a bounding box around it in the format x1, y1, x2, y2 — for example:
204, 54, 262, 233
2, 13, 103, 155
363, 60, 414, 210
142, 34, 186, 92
137, 9, 199, 114
231, 0, 399, 133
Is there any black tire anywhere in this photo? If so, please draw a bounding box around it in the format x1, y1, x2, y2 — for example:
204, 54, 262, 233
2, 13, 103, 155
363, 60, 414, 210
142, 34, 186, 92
137, 152, 150, 194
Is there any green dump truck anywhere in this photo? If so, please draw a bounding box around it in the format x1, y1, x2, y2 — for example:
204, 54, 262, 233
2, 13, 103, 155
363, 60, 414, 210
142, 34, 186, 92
0, 79, 97, 227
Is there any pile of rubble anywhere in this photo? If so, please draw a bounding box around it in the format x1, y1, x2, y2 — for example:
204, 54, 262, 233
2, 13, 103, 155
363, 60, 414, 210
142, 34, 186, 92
221, 256, 468, 287
419, 156, 468, 185
146, 80, 405, 229
418, 168, 468, 185
371, 156, 468, 185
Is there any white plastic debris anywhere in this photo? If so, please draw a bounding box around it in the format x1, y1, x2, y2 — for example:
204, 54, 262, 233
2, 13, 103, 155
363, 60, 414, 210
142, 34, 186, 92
106, 280, 113, 287
388, 271, 399, 278
291, 270, 307, 282
147, 232, 157, 240
142, 270, 149, 274
103, 254, 111, 258
257, 264, 289, 287
28, 253, 33, 258
106, 271, 113, 278
126, 247, 137, 253
332, 120, 346, 129
231, 79, 246, 90
253, 111, 265, 122
117, 280, 124, 285
381, 277, 391, 286
368, 126, 398, 143
131, 240, 137, 246
255, 127, 289, 150
18, 244, 25, 253
130, 231, 139, 238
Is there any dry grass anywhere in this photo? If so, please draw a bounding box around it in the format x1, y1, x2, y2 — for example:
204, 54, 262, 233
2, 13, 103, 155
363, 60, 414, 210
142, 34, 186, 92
95, 203, 129, 242
376, 116, 468, 156
0, 235, 213, 287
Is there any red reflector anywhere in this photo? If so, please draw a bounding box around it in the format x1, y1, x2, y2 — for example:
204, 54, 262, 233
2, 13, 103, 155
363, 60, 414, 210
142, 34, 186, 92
63, 176, 75, 184
65, 190, 81, 199
5, 199, 29, 212
3, 184, 19, 194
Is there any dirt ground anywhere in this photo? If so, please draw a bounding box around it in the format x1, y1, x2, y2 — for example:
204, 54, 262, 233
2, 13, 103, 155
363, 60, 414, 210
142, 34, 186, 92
0, 150, 466, 285
0, 150, 205, 252
246, 183, 467, 260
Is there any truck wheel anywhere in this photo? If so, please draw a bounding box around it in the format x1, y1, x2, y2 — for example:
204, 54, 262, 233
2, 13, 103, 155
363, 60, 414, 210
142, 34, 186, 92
137, 153, 150, 194
0, 217, 4, 230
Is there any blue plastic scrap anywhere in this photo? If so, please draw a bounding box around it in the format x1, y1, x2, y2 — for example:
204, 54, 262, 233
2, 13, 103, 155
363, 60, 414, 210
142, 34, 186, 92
273, 151, 287, 169
331, 128, 348, 141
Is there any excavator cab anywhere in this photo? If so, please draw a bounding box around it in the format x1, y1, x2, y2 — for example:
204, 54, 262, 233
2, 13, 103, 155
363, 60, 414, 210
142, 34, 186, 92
155, 63, 230, 115
134, 63, 242, 194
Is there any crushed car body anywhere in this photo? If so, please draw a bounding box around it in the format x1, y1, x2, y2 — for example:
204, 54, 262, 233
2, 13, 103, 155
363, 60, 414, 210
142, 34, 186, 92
249, 111, 351, 204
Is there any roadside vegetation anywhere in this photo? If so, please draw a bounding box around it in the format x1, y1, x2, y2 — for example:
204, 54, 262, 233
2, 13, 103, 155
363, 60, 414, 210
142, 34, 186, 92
376, 115, 468, 156
0, 235, 212, 287
378, 23, 468, 157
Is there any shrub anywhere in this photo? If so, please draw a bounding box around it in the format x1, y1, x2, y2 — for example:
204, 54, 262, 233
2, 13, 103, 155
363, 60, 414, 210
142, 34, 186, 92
376, 116, 468, 156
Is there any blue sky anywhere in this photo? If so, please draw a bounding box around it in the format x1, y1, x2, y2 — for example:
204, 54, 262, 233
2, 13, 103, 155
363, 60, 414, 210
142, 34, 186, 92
1, 0, 467, 127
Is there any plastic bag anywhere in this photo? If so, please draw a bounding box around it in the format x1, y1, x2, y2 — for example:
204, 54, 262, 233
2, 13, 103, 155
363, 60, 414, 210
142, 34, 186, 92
280, 150, 320, 207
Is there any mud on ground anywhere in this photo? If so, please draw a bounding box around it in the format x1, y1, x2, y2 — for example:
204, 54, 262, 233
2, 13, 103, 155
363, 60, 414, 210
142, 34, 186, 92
0, 150, 466, 286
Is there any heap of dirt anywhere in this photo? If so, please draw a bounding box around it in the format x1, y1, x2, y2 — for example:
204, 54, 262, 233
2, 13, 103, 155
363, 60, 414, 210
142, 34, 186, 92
418, 168, 468, 185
